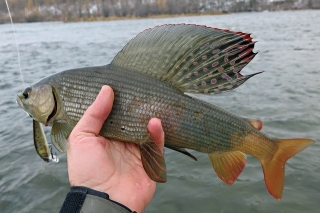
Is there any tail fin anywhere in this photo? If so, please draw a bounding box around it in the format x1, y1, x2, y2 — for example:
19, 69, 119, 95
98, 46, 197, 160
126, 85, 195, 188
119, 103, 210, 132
261, 138, 314, 200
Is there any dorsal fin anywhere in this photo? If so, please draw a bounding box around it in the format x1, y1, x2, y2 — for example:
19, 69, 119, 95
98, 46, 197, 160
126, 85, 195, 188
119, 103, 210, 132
111, 24, 260, 94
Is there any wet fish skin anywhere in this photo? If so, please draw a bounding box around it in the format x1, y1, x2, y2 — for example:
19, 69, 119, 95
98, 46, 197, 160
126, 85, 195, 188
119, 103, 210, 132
34, 65, 250, 152
16, 24, 314, 200
23, 64, 313, 200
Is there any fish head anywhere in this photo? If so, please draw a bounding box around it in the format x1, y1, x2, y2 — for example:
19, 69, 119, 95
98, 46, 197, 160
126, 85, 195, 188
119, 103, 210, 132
17, 84, 56, 126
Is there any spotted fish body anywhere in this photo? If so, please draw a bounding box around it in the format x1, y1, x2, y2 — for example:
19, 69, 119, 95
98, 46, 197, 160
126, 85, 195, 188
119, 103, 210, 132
16, 24, 313, 200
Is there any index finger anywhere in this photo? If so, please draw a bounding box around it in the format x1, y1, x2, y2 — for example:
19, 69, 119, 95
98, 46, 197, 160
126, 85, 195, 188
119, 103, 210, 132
71, 85, 114, 137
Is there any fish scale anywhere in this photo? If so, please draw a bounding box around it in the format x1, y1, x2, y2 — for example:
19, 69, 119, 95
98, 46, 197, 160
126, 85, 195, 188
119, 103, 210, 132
47, 65, 265, 153
17, 24, 314, 200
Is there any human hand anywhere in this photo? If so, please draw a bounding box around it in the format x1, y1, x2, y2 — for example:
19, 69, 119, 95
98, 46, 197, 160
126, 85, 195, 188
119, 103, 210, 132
67, 85, 164, 213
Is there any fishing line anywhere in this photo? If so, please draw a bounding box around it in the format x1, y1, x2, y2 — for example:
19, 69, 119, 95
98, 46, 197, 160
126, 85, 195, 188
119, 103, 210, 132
5, 1, 60, 164
5, 0, 25, 87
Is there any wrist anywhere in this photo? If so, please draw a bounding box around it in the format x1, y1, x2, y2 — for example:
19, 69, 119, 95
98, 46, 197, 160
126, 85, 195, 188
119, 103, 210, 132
60, 186, 137, 213
69, 178, 150, 213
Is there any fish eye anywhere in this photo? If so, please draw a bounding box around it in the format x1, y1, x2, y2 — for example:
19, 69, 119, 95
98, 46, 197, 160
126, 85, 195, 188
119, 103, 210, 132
23, 87, 32, 99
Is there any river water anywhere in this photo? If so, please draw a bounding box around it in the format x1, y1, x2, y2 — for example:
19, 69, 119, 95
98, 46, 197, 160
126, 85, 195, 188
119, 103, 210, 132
0, 10, 319, 213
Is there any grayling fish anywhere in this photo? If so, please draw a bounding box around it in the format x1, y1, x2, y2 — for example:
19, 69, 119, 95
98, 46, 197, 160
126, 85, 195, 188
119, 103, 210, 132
16, 24, 314, 199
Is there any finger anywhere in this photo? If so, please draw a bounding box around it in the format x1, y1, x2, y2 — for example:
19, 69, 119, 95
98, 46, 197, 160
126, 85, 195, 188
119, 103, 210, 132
147, 118, 164, 151
71, 86, 114, 136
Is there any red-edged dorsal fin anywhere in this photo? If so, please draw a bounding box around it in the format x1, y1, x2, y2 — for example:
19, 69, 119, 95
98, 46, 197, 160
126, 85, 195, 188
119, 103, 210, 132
111, 24, 260, 95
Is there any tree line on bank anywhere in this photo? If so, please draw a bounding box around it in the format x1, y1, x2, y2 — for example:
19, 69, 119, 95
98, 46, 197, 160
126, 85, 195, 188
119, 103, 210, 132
0, 0, 319, 23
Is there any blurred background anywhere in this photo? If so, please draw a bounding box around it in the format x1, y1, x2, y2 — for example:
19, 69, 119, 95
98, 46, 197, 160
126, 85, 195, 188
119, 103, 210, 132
0, 0, 319, 23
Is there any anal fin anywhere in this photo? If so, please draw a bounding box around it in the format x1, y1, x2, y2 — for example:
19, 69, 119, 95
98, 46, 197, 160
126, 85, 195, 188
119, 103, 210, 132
140, 141, 167, 183
209, 151, 247, 185
165, 144, 197, 161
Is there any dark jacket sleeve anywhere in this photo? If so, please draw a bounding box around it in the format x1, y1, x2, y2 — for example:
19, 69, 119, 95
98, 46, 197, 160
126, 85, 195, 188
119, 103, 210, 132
59, 186, 136, 213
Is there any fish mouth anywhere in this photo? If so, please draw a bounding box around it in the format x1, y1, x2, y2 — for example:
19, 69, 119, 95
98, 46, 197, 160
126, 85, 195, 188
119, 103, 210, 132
45, 92, 57, 126
16, 94, 24, 109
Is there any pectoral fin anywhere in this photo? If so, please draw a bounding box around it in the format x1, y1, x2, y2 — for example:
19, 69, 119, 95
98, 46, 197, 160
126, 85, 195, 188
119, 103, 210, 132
51, 121, 73, 152
140, 141, 167, 183
209, 151, 247, 185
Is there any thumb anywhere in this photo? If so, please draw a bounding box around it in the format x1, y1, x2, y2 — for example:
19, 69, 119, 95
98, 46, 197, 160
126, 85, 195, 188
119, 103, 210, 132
147, 118, 165, 153
70, 85, 114, 138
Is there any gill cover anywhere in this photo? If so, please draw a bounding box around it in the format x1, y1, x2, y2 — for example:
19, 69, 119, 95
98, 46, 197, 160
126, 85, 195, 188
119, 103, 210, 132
16, 85, 55, 125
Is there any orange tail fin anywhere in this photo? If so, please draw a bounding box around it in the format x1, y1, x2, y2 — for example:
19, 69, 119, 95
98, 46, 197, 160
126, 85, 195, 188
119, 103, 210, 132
261, 138, 314, 200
